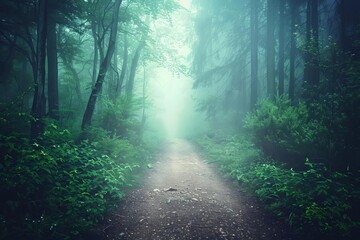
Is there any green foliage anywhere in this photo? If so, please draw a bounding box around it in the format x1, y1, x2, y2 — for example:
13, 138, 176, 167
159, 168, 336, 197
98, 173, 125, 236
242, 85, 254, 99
248, 162, 360, 237
97, 97, 143, 140
195, 133, 262, 177
81, 126, 153, 166
195, 135, 360, 239
302, 37, 360, 171
0, 123, 146, 239
244, 97, 325, 168
0, 99, 32, 137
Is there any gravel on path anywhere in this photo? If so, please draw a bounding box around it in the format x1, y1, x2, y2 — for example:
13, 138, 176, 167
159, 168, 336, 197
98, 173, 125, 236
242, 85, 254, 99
95, 139, 297, 240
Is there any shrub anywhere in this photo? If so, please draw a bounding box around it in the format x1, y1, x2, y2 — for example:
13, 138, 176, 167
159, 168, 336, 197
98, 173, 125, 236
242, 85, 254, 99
244, 97, 325, 168
0, 126, 140, 239
97, 97, 143, 140
195, 135, 360, 239
248, 161, 360, 238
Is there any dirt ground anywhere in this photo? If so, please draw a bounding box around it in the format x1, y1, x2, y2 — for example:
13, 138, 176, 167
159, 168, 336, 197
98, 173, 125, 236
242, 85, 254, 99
95, 139, 298, 240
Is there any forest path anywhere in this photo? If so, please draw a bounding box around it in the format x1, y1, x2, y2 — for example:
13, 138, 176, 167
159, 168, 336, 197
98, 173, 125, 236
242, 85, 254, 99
100, 139, 295, 240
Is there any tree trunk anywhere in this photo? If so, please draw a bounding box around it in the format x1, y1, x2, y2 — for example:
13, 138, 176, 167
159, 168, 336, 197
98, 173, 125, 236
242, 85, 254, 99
339, 0, 347, 51
304, 0, 319, 88
109, 33, 119, 102
266, 0, 276, 99
47, 17, 59, 120
289, 1, 297, 103
278, 0, 285, 96
30, 0, 47, 139
304, 0, 311, 84
81, 0, 122, 130
311, 0, 319, 86
250, 0, 259, 109
141, 64, 147, 130
116, 33, 128, 97
91, 21, 99, 87
126, 40, 145, 99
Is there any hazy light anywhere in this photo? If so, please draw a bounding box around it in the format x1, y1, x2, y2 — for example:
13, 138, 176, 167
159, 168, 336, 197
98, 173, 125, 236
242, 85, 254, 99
177, 0, 191, 9
147, 0, 196, 138
152, 68, 191, 137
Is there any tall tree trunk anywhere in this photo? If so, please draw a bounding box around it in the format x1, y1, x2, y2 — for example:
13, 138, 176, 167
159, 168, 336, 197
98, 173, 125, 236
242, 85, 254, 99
289, 1, 297, 103
82, 0, 122, 130
47, 17, 59, 120
311, 0, 319, 86
304, 0, 311, 84
109, 33, 119, 102
108, 60, 115, 100
339, 0, 347, 51
91, 21, 99, 87
117, 33, 128, 97
126, 40, 145, 99
278, 0, 285, 96
304, 0, 319, 89
141, 64, 147, 130
250, 0, 259, 109
266, 0, 276, 99
30, 0, 47, 139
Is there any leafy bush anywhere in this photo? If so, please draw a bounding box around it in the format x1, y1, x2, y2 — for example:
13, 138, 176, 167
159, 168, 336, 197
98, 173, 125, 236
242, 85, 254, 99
248, 161, 360, 238
244, 97, 325, 168
97, 97, 143, 140
0, 102, 31, 137
195, 134, 262, 177
195, 135, 360, 239
79, 126, 153, 166
0, 124, 141, 239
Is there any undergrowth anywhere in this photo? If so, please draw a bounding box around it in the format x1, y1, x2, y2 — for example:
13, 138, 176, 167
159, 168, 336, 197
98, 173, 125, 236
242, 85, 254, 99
195, 134, 360, 239
0, 122, 155, 240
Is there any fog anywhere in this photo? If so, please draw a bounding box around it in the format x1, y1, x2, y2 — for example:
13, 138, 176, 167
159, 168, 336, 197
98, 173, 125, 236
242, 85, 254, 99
1, 0, 360, 239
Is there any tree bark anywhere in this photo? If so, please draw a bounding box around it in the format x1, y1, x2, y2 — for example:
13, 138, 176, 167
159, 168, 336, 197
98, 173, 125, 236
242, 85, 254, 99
91, 21, 99, 87
339, 0, 347, 51
250, 0, 259, 109
109, 32, 119, 102
47, 17, 59, 120
81, 0, 122, 130
304, 0, 319, 88
311, 0, 319, 86
278, 0, 285, 96
141, 64, 147, 130
289, 1, 297, 103
126, 40, 145, 99
266, 0, 276, 99
116, 33, 128, 97
30, 0, 47, 139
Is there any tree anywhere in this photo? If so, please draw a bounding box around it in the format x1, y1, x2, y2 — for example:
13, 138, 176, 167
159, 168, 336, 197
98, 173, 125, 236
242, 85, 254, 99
304, 0, 319, 94
266, 0, 276, 99
116, 33, 128, 97
288, 0, 299, 103
47, 13, 59, 120
82, 0, 122, 130
126, 37, 146, 99
250, 0, 259, 109
30, 0, 47, 139
278, 0, 286, 96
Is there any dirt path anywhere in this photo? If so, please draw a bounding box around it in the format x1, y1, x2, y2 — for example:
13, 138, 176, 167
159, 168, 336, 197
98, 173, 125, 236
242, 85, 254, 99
99, 139, 297, 240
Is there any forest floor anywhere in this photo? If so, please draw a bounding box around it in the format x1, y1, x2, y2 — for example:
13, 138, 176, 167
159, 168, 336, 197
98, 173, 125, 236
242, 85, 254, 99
94, 139, 298, 240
